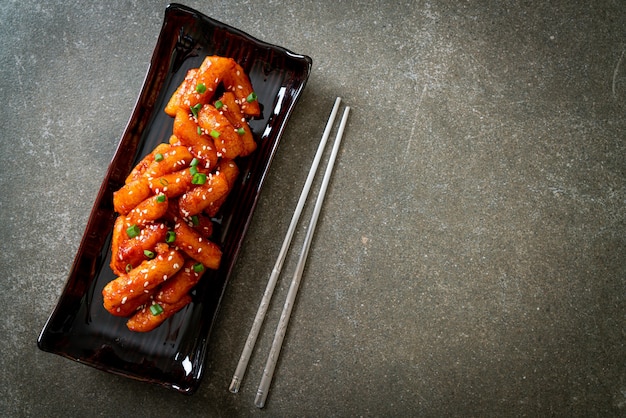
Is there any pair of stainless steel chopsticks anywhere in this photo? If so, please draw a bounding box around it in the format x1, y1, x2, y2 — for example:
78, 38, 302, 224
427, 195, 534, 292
229, 97, 350, 408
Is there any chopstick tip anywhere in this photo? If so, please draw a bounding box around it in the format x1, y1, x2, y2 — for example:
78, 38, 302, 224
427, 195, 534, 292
254, 391, 267, 408
229, 377, 241, 393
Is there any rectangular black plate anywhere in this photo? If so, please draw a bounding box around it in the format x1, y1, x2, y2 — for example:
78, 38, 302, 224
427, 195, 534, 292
37, 3, 312, 394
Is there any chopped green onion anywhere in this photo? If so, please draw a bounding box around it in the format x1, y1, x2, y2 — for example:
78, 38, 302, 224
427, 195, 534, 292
246, 92, 257, 103
165, 230, 176, 243
195, 83, 207, 94
154, 153, 164, 162
190, 158, 199, 167
236, 127, 245, 135
125, 263, 133, 273
126, 224, 140, 238
150, 303, 164, 316
214, 100, 223, 110
197, 126, 203, 135
144, 249, 155, 259
192, 172, 207, 185
210, 129, 220, 139
191, 215, 199, 226
190, 103, 202, 117
193, 263, 205, 273
189, 166, 198, 175
156, 194, 166, 203
159, 178, 169, 186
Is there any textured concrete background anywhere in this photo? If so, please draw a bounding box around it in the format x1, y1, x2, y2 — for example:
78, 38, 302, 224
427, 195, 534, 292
1, 0, 625, 416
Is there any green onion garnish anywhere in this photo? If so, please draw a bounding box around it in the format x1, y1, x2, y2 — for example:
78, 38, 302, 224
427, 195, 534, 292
195, 83, 207, 94
197, 126, 203, 135
165, 230, 176, 243
190, 103, 202, 117
192, 172, 207, 185
246, 92, 257, 102
144, 249, 155, 259
236, 127, 245, 135
193, 263, 205, 273
210, 129, 220, 139
156, 194, 166, 203
126, 224, 140, 238
215, 100, 223, 110
190, 158, 199, 167
125, 263, 133, 273
154, 153, 164, 162
189, 166, 198, 175
191, 215, 199, 226
150, 303, 164, 316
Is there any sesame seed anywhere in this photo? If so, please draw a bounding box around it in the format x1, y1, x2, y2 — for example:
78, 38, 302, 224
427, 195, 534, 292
163, 275, 168, 281
144, 281, 149, 287
198, 248, 202, 253
122, 296, 127, 304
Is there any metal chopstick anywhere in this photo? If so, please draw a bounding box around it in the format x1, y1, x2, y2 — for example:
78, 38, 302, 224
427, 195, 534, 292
229, 98, 343, 393
255, 106, 350, 408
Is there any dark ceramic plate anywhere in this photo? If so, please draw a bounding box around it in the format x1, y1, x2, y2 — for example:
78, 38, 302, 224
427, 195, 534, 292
37, 3, 312, 394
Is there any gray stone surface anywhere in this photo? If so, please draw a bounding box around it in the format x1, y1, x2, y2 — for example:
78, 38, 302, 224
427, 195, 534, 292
1, 0, 625, 416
